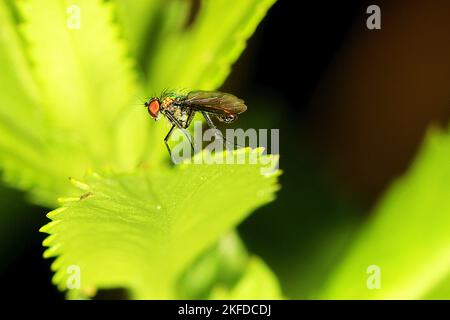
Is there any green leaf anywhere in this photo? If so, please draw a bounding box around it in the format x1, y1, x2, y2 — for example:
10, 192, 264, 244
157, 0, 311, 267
114, 0, 190, 69
176, 231, 249, 299
6, 0, 147, 206
19, 0, 136, 130
0, 1, 50, 194
209, 257, 283, 299
40, 149, 280, 299
424, 271, 450, 299
176, 230, 282, 299
146, 0, 277, 93
114, 0, 164, 58
319, 128, 450, 299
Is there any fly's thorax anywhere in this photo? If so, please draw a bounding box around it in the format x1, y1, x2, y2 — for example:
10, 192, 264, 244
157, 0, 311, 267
161, 97, 176, 111
159, 95, 190, 127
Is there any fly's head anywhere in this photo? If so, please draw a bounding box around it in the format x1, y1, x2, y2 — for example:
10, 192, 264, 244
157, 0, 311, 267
145, 98, 162, 121
145, 92, 178, 121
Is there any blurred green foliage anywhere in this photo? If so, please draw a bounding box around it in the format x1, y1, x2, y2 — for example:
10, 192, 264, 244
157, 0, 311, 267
319, 129, 450, 299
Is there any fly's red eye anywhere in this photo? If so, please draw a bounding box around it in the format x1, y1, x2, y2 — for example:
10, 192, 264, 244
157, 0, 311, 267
148, 99, 160, 118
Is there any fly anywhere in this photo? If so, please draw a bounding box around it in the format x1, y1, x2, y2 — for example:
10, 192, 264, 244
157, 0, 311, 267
144, 90, 247, 157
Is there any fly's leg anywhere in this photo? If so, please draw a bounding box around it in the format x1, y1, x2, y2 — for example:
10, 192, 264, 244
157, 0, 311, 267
164, 124, 176, 159
201, 111, 216, 129
164, 112, 195, 155
185, 110, 196, 127
201, 112, 235, 151
185, 110, 198, 152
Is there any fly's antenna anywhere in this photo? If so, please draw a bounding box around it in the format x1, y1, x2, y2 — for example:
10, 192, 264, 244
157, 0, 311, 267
128, 94, 148, 108
145, 87, 160, 100
133, 94, 145, 102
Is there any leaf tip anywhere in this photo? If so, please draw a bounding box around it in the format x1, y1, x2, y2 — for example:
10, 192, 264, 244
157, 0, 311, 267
39, 219, 61, 234
69, 177, 90, 191
47, 207, 67, 219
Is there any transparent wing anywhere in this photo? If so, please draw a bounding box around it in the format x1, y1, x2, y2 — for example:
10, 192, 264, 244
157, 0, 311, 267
183, 90, 247, 115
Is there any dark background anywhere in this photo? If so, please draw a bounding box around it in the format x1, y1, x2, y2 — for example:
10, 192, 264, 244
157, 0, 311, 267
3, 0, 450, 299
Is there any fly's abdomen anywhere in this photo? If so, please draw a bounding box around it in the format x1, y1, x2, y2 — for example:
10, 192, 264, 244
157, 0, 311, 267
217, 114, 238, 123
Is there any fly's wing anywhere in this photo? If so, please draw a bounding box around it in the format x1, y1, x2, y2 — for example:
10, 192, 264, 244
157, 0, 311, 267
183, 90, 247, 115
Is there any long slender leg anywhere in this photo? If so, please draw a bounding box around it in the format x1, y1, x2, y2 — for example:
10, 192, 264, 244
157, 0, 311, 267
185, 110, 196, 127
185, 110, 198, 152
201, 112, 235, 150
164, 112, 195, 154
164, 124, 176, 158
200, 111, 214, 128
